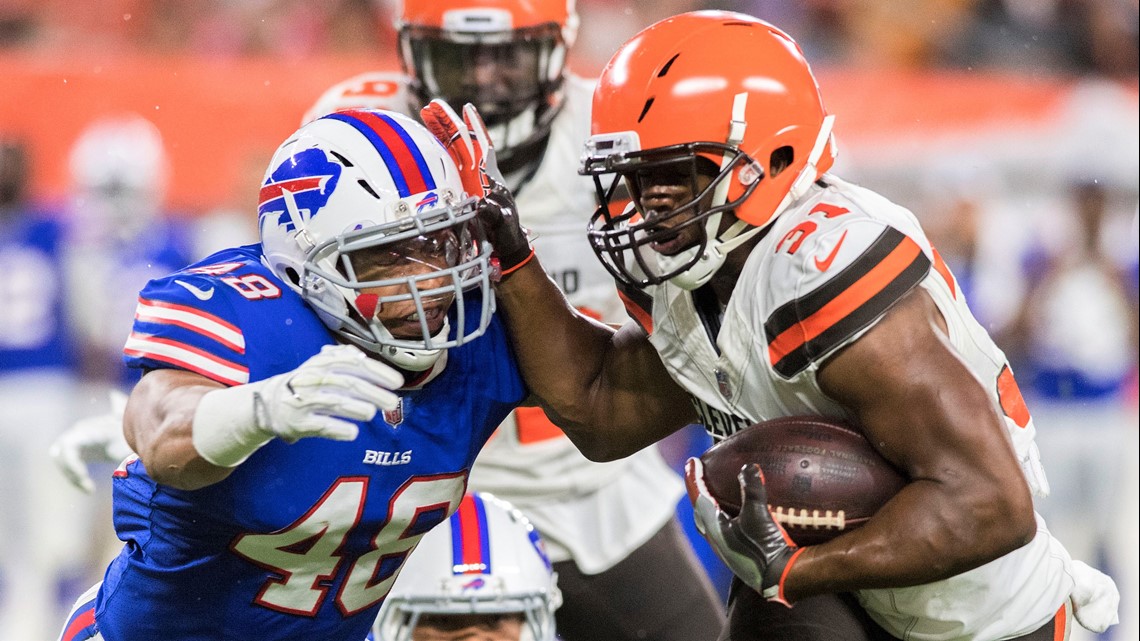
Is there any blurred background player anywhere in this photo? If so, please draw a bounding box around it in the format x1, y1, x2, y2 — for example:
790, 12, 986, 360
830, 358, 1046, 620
372, 492, 561, 641
62, 112, 197, 389
1001, 176, 1138, 641
308, 3, 727, 639
57, 113, 199, 603
0, 136, 82, 639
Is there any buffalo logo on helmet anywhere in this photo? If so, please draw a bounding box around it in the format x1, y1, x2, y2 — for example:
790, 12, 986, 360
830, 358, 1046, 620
414, 191, 439, 213
257, 148, 343, 231
460, 577, 486, 591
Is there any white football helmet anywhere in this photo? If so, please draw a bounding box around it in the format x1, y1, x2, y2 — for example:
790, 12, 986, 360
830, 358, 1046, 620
374, 492, 562, 641
68, 113, 169, 240
258, 108, 495, 371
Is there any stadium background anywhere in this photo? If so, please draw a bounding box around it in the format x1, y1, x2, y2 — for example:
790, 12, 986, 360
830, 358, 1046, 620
1, 1, 1136, 640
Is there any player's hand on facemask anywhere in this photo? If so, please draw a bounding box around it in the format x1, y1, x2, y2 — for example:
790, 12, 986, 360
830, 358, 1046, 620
49, 389, 134, 494
192, 344, 404, 467
420, 100, 532, 276
686, 458, 804, 605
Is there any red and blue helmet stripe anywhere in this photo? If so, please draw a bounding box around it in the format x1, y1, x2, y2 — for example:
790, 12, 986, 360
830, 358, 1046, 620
325, 110, 438, 198
59, 594, 98, 641
450, 493, 492, 576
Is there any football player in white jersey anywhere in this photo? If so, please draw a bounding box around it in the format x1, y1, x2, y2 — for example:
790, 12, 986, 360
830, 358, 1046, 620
444, 10, 1122, 641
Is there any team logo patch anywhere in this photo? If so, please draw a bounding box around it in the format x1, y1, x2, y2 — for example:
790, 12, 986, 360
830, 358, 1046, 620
715, 368, 733, 400
258, 148, 342, 231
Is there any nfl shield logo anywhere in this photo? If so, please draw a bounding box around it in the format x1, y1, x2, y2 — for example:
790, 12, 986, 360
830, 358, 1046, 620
715, 368, 732, 400
383, 398, 404, 427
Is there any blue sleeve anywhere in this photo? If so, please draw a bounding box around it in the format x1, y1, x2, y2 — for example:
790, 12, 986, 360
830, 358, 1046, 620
123, 273, 251, 386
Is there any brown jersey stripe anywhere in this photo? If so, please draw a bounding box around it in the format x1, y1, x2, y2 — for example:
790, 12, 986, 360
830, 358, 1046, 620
767, 232, 931, 377
766, 227, 909, 341
931, 246, 957, 299
618, 285, 654, 335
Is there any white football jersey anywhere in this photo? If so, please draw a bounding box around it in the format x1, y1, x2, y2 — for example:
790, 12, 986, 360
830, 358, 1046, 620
627, 175, 1074, 640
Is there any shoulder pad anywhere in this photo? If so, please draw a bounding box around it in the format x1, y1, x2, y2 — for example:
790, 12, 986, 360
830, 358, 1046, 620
123, 255, 269, 386
764, 206, 931, 378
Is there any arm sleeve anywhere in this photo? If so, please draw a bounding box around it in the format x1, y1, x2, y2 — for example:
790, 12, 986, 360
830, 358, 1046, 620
122, 275, 250, 386
763, 219, 931, 379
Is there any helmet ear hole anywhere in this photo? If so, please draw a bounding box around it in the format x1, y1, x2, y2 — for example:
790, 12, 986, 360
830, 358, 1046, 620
769, 146, 794, 178
284, 266, 301, 286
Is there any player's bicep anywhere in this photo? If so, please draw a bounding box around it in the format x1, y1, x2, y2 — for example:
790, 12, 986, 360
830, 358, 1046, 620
816, 287, 1019, 486
576, 321, 694, 459
124, 368, 226, 471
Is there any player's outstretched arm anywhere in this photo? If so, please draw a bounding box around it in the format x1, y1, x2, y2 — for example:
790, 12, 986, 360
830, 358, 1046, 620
778, 287, 1037, 600
496, 260, 696, 461
125, 344, 403, 490
420, 99, 695, 460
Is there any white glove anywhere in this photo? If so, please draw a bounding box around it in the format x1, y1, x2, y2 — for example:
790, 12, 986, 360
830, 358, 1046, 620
1070, 559, 1120, 633
49, 389, 134, 493
192, 344, 404, 467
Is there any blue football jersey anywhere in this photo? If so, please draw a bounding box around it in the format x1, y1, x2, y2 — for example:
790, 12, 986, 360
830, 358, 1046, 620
0, 209, 76, 372
97, 244, 526, 641
95, 217, 198, 386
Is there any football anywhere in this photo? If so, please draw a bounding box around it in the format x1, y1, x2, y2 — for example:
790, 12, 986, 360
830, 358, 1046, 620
698, 416, 906, 546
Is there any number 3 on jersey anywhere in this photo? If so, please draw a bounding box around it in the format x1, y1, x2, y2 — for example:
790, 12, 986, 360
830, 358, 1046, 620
232, 474, 465, 616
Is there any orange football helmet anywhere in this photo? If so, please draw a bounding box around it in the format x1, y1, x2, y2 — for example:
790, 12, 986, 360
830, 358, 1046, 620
397, 0, 578, 175
580, 11, 837, 289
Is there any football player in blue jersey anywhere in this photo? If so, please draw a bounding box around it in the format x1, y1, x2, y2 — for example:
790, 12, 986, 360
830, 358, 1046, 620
1, 137, 86, 639
57, 108, 531, 641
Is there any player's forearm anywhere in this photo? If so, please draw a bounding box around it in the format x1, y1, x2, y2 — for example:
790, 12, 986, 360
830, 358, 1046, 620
495, 259, 694, 459
125, 370, 235, 490
789, 288, 1038, 598
782, 475, 1035, 599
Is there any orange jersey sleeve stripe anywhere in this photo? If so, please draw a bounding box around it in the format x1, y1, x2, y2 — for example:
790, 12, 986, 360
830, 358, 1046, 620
997, 364, 1031, 428
930, 246, 957, 299
766, 228, 930, 377
618, 289, 654, 335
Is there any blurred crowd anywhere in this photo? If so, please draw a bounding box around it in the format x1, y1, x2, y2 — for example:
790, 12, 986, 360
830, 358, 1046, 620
0, 0, 1136, 77
1, 1, 1137, 640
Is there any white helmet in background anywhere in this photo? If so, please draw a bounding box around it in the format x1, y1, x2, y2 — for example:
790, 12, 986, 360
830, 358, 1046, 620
68, 113, 169, 239
374, 492, 562, 641
258, 108, 495, 371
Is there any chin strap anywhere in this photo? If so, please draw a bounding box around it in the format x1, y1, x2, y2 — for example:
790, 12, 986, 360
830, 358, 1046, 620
667, 93, 751, 290
670, 112, 836, 292
772, 114, 835, 219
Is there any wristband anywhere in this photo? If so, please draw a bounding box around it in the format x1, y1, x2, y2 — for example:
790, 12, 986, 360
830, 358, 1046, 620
498, 248, 536, 280
191, 383, 272, 468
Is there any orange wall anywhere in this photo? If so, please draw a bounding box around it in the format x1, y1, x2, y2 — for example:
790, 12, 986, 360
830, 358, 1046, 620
1, 54, 391, 214
2, 54, 1133, 215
